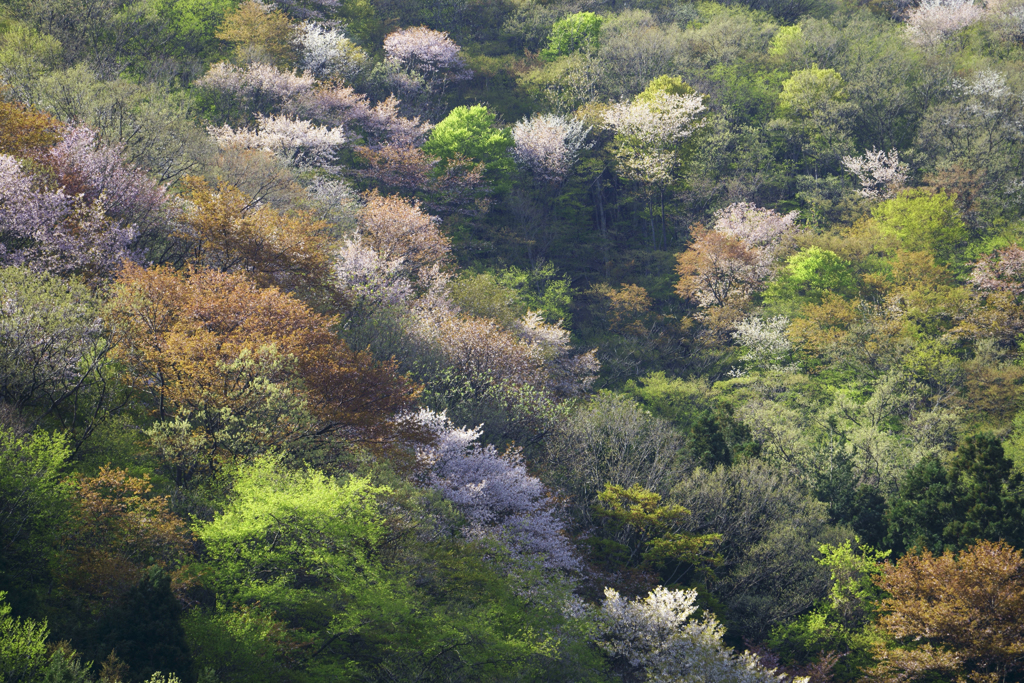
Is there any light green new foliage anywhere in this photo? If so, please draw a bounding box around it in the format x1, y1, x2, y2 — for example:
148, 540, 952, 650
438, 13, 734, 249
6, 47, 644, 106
193, 458, 390, 612
778, 64, 847, 119
0, 591, 49, 683
422, 105, 514, 177
540, 12, 603, 61
766, 246, 857, 306
768, 24, 802, 56
636, 75, 696, 103
872, 189, 969, 264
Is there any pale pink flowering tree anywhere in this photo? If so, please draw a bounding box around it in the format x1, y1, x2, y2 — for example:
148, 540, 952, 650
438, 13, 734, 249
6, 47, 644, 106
288, 85, 431, 147
511, 114, 591, 182
47, 126, 169, 240
711, 202, 800, 259
382, 27, 472, 106
842, 148, 909, 199
599, 586, 799, 683
906, 0, 987, 46
333, 237, 414, 309
210, 114, 346, 167
383, 27, 467, 75
196, 62, 316, 114
969, 244, 1024, 294
415, 408, 581, 572
0, 154, 137, 277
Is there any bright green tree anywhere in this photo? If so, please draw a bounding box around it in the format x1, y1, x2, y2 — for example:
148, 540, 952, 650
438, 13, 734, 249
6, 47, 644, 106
872, 189, 968, 264
765, 246, 858, 307
422, 105, 514, 180
540, 12, 603, 61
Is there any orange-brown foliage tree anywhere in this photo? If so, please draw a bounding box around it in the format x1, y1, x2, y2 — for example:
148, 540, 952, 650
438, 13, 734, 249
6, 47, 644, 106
868, 540, 1024, 683
109, 264, 424, 455
0, 93, 62, 158
176, 177, 333, 291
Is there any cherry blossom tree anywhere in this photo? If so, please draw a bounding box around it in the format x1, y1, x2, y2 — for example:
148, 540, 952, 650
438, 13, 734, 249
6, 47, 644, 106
511, 113, 591, 182
381, 27, 472, 111
729, 315, 795, 376
710, 202, 800, 257
603, 91, 706, 184
842, 148, 909, 199
196, 62, 315, 114
46, 126, 169, 236
598, 586, 801, 683
289, 85, 431, 147
415, 409, 581, 572
357, 190, 450, 271
294, 22, 366, 79
333, 237, 414, 310
969, 244, 1024, 294
906, 0, 987, 46
210, 114, 346, 167
675, 204, 799, 327
0, 153, 137, 277
383, 27, 467, 76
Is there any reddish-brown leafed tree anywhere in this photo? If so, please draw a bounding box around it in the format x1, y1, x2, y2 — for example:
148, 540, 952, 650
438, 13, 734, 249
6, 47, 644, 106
109, 264, 424, 450
868, 540, 1024, 683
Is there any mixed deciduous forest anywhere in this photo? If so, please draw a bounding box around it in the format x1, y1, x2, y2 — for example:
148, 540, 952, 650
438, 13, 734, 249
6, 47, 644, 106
2, 0, 1024, 679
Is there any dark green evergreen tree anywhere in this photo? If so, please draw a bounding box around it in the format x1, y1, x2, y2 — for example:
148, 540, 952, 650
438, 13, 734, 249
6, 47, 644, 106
885, 436, 1024, 554
93, 567, 195, 683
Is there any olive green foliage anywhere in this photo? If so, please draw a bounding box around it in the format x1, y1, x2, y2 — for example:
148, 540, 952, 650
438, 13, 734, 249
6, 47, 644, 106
450, 262, 572, 326
671, 461, 851, 639
540, 12, 603, 61
589, 483, 720, 585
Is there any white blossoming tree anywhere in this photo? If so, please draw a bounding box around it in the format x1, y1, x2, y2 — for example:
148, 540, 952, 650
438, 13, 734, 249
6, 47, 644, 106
511, 113, 591, 183
906, 0, 987, 46
842, 148, 909, 199
598, 586, 803, 683
210, 114, 346, 167
294, 22, 366, 79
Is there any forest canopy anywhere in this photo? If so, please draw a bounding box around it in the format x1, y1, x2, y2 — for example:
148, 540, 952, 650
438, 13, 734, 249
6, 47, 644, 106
1, 0, 1024, 680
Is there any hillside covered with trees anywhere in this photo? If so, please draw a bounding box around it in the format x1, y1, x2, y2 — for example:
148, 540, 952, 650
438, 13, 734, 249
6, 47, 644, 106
2, 0, 1024, 680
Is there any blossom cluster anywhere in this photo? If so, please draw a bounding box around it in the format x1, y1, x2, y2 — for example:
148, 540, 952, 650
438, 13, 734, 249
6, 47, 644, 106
906, 0, 986, 45
969, 244, 1024, 294
0, 140, 144, 276
210, 114, 346, 167
599, 586, 802, 683
294, 22, 364, 79
511, 113, 591, 182
604, 91, 706, 183
197, 62, 315, 103
383, 26, 467, 75
841, 148, 908, 199
415, 409, 581, 571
